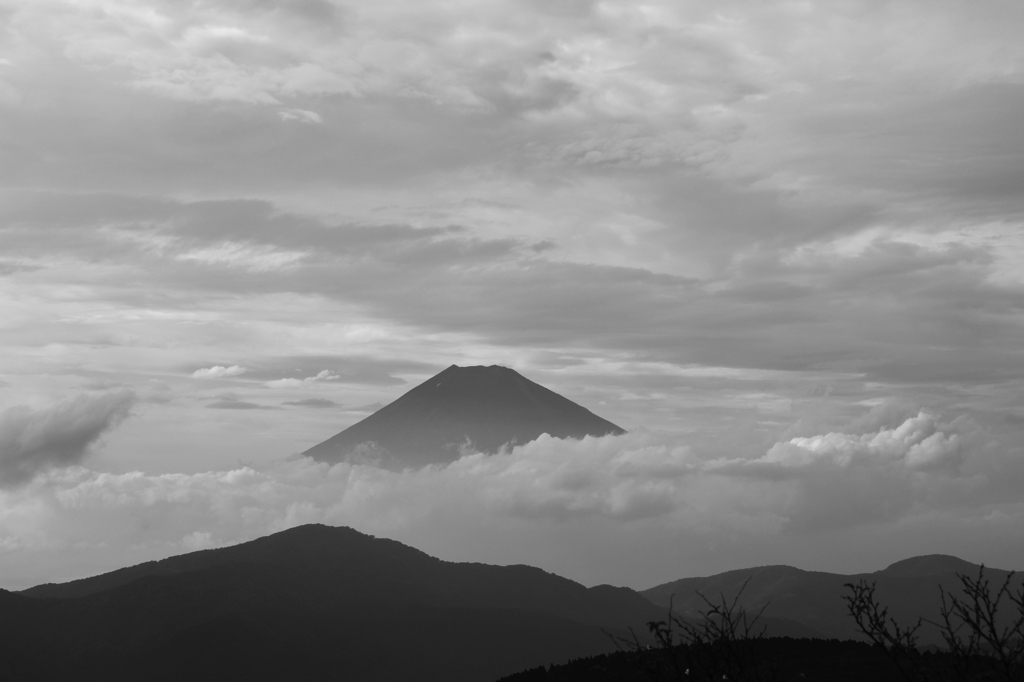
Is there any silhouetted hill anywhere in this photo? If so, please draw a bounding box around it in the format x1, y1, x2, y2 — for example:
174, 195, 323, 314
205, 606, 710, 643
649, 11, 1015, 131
877, 553, 981, 577
11, 524, 660, 682
24, 525, 659, 628
641, 557, 1020, 645
12, 528, 1019, 681
304, 365, 625, 467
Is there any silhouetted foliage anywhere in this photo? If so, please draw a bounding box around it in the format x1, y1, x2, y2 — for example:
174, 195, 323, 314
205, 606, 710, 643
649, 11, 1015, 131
498, 637, 928, 681
843, 565, 1024, 682
505, 567, 1024, 682
605, 578, 788, 681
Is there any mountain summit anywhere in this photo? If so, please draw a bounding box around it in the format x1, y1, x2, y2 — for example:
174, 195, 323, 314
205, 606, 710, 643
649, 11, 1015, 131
15, 524, 660, 681
304, 364, 625, 467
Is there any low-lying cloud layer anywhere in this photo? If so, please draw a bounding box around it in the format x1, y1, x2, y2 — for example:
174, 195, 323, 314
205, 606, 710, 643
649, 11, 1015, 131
2, 405, 1020, 588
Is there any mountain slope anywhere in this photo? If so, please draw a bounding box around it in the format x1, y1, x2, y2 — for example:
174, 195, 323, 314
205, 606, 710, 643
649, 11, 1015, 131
24, 524, 659, 629
11, 524, 661, 682
304, 365, 625, 467
641, 556, 1021, 645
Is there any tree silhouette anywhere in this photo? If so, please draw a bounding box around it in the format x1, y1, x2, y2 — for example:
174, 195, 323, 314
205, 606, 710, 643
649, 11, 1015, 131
611, 578, 784, 681
844, 565, 1024, 682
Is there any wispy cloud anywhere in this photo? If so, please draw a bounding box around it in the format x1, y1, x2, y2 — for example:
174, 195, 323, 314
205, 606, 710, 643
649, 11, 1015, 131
0, 391, 136, 487
192, 365, 247, 379
282, 398, 339, 409
206, 395, 269, 410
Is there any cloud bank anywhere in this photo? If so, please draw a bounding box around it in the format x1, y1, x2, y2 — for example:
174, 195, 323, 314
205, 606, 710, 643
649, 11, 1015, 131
0, 391, 136, 487
2, 406, 1020, 588
765, 411, 963, 472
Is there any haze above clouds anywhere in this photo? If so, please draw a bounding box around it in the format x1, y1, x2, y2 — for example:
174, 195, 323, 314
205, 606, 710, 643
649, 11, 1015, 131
1, 0, 1023, 588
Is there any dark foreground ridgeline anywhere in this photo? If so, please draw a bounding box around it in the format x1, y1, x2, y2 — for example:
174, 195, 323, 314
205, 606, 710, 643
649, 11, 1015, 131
5, 524, 659, 682
497, 638, 978, 682
303, 364, 626, 468
5, 525, 1019, 682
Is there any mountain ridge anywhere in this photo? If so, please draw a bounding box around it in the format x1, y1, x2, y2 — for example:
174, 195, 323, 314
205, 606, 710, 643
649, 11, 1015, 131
641, 554, 1020, 645
22, 523, 661, 630
9, 523, 659, 681
11, 523, 1020, 679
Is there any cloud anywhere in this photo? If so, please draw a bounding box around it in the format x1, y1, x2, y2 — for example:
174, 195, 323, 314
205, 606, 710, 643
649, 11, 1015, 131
176, 242, 307, 272
764, 412, 963, 473
180, 531, 218, 552
1, 408, 1018, 587
265, 369, 340, 388
0, 0, 1022, 588
282, 398, 340, 409
278, 108, 323, 124
192, 365, 247, 379
0, 260, 41, 276
0, 391, 136, 487
206, 396, 268, 410
244, 357, 416, 387
0, 431, 709, 574
4, 190, 1024, 398
350, 402, 384, 413
713, 410, 980, 532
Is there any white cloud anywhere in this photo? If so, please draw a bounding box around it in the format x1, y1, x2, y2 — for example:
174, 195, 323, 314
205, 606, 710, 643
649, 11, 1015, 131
265, 369, 340, 389
278, 108, 323, 124
192, 365, 247, 379
764, 412, 963, 472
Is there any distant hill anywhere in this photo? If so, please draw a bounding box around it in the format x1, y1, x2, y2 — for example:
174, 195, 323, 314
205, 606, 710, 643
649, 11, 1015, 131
10, 524, 660, 682
641, 555, 1021, 645
304, 364, 625, 468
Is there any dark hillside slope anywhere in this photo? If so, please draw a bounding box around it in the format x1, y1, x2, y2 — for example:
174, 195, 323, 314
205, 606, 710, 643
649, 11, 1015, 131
1, 585, 619, 682
25, 524, 659, 629
304, 365, 625, 467
10, 524, 661, 682
641, 556, 1021, 645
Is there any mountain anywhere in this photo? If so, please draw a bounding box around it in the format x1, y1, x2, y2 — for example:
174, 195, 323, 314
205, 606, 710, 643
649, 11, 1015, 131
9, 524, 661, 682
8, 531, 1018, 682
304, 364, 625, 468
640, 555, 1021, 645
875, 553, 981, 578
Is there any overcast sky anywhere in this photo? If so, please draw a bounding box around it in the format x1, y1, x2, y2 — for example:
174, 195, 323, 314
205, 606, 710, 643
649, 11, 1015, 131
1, 0, 1024, 590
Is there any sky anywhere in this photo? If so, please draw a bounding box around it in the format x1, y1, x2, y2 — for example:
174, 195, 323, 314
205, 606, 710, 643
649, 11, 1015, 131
1, 0, 1024, 591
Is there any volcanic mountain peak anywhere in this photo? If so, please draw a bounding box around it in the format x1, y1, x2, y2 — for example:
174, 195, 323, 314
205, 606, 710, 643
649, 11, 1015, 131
304, 364, 625, 468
